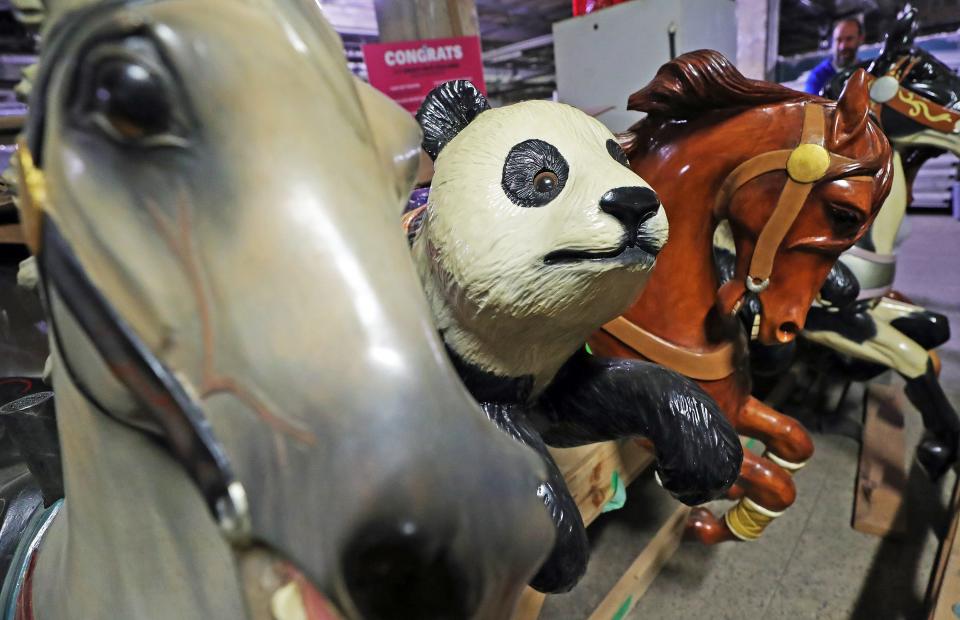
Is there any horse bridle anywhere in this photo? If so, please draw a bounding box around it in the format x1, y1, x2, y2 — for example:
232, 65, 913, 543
17, 1, 250, 546
713, 101, 874, 316
865, 55, 960, 134
602, 102, 875, 381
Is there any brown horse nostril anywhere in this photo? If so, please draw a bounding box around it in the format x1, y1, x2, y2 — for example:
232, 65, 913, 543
777, 321, 799, 342
342, 518, 478, 619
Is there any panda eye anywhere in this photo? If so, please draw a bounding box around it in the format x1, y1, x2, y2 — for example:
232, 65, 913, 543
533, 170, 559, 194
606, 139, 630, 168
501, 139, 569, 208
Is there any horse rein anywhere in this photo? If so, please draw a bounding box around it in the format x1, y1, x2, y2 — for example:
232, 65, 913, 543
16, 141, 252, 547
602, 102, 872, 380
865, 55, 960, 134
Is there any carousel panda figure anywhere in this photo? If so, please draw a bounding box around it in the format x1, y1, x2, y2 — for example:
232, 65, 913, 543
409, 81, 743, 593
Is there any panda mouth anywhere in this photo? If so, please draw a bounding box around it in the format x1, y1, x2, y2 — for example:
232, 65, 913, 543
544, 232, 660, 266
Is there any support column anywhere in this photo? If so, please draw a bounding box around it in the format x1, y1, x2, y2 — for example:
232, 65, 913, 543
371, 0, 481, 185
735, 0, 780, 81
373, 0, 479, 42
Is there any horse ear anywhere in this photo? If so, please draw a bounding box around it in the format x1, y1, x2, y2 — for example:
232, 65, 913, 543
881, 4, 918, 58
834, 69, 871, 139
416, 80, 490, 160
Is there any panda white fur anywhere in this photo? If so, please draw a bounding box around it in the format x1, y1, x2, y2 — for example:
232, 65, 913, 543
413, 95, 668, 393
410, 81, 742, 594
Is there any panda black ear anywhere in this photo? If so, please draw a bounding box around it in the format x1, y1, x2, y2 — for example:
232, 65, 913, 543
416, 80, 490, 160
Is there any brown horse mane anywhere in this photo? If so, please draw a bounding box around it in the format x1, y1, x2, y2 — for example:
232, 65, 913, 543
622, 50, 892, 206
627, 50, 820, 122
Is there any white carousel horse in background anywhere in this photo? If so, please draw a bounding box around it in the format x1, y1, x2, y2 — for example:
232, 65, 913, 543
0, 0, 554, 618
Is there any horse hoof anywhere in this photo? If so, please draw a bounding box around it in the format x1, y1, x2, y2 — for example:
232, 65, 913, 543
916, 438, 957, 481
685, 507, 737, 545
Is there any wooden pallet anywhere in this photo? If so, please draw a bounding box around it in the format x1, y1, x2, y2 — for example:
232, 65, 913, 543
513, 439, 689, 620
852, 384, 908, 538
927, 476, 960, 619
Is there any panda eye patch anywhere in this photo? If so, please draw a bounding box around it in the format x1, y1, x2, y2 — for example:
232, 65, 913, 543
606, 139, 630, 167
501, 139, 569, 208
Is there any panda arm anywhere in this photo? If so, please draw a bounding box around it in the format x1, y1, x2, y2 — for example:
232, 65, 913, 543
480, 401, 588, 593
533, 350, 743, 505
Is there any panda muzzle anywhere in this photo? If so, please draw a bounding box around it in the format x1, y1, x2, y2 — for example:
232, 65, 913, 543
544, 186, 662, 265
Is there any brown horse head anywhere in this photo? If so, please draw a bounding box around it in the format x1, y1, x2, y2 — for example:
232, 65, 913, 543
623, 50, 893, 345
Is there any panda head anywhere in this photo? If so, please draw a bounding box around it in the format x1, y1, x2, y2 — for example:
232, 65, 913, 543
413, 81, 669, 378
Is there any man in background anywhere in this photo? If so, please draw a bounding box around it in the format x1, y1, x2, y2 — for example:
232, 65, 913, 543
804, 17, 864, 95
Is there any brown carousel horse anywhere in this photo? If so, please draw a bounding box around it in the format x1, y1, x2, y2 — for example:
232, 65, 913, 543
589, 50, 893, 544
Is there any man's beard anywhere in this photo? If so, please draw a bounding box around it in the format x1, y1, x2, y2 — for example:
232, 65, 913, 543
835, 50, 857, 68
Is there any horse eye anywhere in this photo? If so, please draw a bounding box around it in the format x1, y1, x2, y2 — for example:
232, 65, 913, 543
88, 59, 172, 139
533, 170, 559, 194
828, 204, 863, 237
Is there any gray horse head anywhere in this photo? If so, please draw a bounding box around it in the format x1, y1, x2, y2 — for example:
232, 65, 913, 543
20, 0, 552, 617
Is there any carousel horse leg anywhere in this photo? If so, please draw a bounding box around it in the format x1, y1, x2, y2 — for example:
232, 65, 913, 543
903, 360, 960, 480
690, 398, 813, 543
804, 321, 959, 479
738, 396, 815, 467
687, 450, 797, 544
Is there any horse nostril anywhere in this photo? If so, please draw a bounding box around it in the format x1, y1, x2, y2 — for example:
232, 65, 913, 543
599, 186, 661, 228
342, 518, 478, 619
777, 321, 799, 343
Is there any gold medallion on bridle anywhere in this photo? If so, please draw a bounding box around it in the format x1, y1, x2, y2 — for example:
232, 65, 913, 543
786, 143, 830, 183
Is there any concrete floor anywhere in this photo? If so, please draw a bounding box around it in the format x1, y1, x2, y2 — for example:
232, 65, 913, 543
540, 214, 960, 620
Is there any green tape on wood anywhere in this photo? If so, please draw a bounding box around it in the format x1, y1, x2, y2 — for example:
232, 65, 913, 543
611, 595, 634, 620
602, 470, 627, 513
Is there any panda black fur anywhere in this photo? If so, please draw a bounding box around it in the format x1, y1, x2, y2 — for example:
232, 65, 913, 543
412, 81, 743, 594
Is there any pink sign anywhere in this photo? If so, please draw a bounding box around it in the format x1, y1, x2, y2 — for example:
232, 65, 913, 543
362, 36, 487, 114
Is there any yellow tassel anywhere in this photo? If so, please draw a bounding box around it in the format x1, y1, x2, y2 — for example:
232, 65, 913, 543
725, 497, 783, 541
15, 138, 48, 254
725, 453, 809, 541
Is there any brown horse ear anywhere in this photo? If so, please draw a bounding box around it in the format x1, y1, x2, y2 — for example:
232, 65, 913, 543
833, 69, 870, 142
615, 131, 639, 156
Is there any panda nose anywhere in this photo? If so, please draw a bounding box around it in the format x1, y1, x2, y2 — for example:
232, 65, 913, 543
599, 186, 661, 231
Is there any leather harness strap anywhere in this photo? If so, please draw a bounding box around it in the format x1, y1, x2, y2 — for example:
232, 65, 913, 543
866, 56, 960, 134
717, 104, 865, 294
601, 316, 736, 381
15, 139, 251, 547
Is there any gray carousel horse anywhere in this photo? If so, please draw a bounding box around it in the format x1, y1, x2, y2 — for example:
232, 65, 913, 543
0, 0, 556, 618
800, 5, 960, 478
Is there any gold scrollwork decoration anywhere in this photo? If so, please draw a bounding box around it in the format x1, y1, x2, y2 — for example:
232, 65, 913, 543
896, 89, 953, 123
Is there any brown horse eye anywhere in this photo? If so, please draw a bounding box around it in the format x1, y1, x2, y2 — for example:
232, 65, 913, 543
828, 204, 863, 236
533, 170, 559, 194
